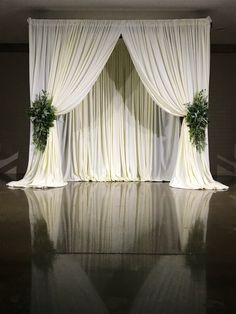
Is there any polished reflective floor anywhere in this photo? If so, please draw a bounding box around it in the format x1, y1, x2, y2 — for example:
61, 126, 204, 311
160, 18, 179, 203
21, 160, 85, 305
0, 178, 236, 313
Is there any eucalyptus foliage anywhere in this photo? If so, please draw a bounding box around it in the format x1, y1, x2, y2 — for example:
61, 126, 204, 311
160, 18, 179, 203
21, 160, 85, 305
185, 90, 209, 153
29, 90, 56, 152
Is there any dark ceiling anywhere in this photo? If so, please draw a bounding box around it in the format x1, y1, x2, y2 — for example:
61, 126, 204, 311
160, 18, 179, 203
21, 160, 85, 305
0, 0, 236, 44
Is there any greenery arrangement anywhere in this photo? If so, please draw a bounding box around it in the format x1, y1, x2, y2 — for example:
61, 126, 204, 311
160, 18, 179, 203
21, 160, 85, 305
185, 90, 209, 153
29, 90, 56, 152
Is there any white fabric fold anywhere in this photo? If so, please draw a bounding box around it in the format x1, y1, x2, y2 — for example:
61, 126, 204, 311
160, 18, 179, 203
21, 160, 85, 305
170, 119, 227, 189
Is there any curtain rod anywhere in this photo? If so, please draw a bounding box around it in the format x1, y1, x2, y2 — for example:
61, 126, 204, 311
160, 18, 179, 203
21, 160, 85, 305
119, 24, 212, 38
118, 21, 212, 38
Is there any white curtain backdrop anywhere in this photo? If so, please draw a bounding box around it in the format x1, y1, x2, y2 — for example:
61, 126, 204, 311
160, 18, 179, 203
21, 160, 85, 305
7, 17, 228, 189
59, 40, 179, 181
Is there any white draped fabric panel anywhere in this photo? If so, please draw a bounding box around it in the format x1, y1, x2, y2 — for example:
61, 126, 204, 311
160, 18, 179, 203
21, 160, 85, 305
7, 17, 228, 189
9, 19, 122, 187
122, 18, 227, 189
59, 40, 179, 181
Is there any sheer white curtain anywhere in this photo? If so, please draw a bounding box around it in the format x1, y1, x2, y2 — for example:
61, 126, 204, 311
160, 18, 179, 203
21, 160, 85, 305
59, 40, 179, 181
8, 19, 121, 188
122, 17, 227, 189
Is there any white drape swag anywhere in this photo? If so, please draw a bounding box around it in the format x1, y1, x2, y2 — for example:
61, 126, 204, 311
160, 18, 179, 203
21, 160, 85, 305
7, 17, 228, 189
9, 19, 122, 187
122, 18, 227, 189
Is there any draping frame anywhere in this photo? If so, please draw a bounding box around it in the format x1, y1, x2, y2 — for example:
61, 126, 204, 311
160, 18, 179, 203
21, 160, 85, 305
8, 17, 228, 189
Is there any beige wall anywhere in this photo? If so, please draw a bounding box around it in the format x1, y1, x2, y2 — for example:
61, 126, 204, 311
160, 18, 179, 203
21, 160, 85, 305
0, 50, 235, 180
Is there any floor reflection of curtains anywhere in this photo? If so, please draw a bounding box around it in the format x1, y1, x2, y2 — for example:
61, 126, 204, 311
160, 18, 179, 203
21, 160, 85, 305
58, 182, 179, 253
27, 182, 213, 254
27, 183, 179, 254
59, 40, 180, 181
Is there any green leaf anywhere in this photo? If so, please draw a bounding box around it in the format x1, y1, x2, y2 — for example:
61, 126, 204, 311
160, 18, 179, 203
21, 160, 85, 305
185, 90, 209, 153
28, 90, 56, 152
